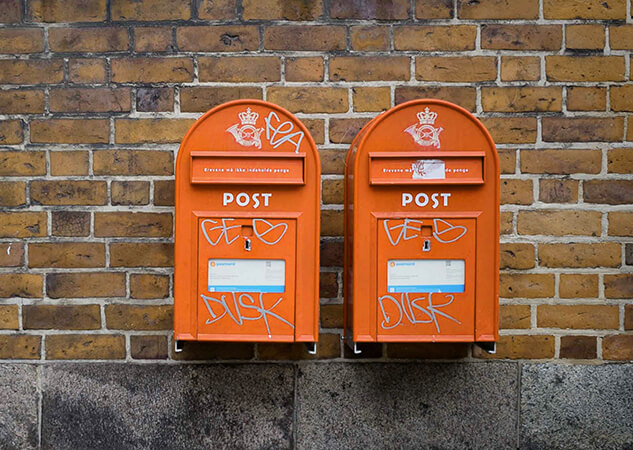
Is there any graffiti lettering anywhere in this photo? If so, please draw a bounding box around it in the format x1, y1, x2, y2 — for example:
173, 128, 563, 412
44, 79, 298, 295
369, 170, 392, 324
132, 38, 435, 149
378, 292, 461, 333
201, 218, 288, 246
265, 111, 304, 153
383, 218, 467, 246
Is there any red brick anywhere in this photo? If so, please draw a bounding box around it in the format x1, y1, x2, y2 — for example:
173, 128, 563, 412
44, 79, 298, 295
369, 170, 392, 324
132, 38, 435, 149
542, 117, 624, 143
610, 25, 633, 50
154, 180, 175, 206
0, 243, 24, 267
500, 243, 535, 269
30, 119, 109, 144
604, 274, 633, 299
321, 210, 344, 236
0, 0, 21, 22
320, 304, 344, 328
130, 27, 169, 52
520, 149, 601, 174
395, 86, 476, 112
29, 243, 105, 268
0, 305, 18, 329
0, 181, 26, 207
111, 58, 193, 83
47, 273, 126, 298
475, 335, 554, 359
109, 243, 173, 267
51, 211, 90, 237
500, 273, 555, 298
0, 120, 23, 144
0, 90, 45, 114
180, 87, 262, 113
199, 56, 280, 82
320, 239, 343, 267
264, 26, 345, 51
481, 25, 561, 50
106, 305, 172, 330
50, 151, 89, 176
517, 210, 601, 237
610, 86, 633, 112
0, 335, 40, 360
0, 28, 44, 53
546, 56, 625, 82
136, 88, 174, 112
93, 150, 173, 176
0, 212, 47, 238
49, 88, 130, 113
30, 181, 107, 206
285, 57, 324, 82
0, 274, 42, 298
609, 212, 633, 237
544, 0, 626, 19
501, 179, 533, 205
481, 87, 562, 112
94, 212, 172, 237
584, 180, 633, 205
500, 305, 531, 329
416, 0, 452, 19
111, 181, 149, 205
350, 26, 389, 51
480, 118, 537, 144
0, 60, 64, 84
320, 150, 346, 174
567, 87, 606, 111
566, 24, 605, 50
115, 118, 195, 144
49, 27, 128, 52
394, 25, 476, 51
268, 88, 348, 114
46, 335, 125, 360
539, 179, 578, 203
501, 56, 540, 82
330, 0, 409, 19
177, 26, 259, 52
560, 274, 599, 298
560, 336, 596, 359
242, 0, 322, 20
131, 335, 168, 360
23, 305, 100, 330
458, 0, 538, 19
28, 0, 106, 22
498, 149, 516, 174
603, 335, 633, 360
354, 87, 390, 112
198, 0, 236, 19
416, 57, 496, 82
69, 58, 106, 83
130, 274, 170, 299
111, 0, 190, 20
329, 119, 371, 144
539, 243, 621, 268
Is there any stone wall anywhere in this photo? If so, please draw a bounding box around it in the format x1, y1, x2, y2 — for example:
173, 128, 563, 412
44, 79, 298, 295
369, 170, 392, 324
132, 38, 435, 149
0, 0, 632, 446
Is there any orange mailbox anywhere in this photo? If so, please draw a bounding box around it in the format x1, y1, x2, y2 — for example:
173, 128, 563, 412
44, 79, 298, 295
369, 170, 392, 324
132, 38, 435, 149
174, 100, 320, 351
344, 99, 499, 352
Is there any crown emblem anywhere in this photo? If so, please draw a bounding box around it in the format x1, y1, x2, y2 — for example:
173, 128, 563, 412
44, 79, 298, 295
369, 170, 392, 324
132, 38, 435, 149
238, 108, 258, 125
417, 107, 437, 125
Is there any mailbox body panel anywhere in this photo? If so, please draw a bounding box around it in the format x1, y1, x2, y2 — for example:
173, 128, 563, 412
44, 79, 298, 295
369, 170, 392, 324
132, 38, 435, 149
344, 100, 499, 344
174, 100, 320, 343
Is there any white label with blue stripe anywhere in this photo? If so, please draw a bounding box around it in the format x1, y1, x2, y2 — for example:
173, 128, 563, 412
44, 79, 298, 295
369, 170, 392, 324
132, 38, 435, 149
208, 259, 285, 293
387, 259, 465, 293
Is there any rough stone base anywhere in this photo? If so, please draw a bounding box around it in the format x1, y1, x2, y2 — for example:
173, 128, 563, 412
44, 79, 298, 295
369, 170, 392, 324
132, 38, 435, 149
0, 362, 631, 449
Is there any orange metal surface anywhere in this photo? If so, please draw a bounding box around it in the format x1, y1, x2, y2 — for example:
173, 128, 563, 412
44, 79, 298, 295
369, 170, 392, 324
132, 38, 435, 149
344, 99, 499, 344
175, 100, 320, 343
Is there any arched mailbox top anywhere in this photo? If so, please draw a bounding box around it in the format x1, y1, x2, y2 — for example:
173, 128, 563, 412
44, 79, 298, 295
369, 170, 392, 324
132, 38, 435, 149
177, 99, 320, 183
348, 99, 498, 185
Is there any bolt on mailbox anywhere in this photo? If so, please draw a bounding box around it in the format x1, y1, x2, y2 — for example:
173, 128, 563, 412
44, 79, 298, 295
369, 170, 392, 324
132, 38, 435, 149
344, 99, 499, 352
174, 100, 320, 350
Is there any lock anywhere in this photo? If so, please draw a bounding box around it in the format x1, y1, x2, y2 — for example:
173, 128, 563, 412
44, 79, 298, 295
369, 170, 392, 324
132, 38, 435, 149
244, 237, 252, 251
422, 239, 431, 252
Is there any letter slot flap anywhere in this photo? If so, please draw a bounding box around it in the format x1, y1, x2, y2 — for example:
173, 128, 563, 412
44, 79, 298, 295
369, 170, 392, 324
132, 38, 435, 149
369, 151, 485, 185
191, 151, 306, 185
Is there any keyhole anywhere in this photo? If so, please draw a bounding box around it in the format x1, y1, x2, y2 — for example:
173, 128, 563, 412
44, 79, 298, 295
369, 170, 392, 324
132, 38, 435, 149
244, 237, 252, 251
422, 239, 431, 252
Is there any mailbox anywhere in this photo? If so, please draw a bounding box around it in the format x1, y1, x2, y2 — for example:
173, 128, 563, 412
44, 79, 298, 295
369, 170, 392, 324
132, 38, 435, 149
344, 99, 499, 351
174, 100, 320, 349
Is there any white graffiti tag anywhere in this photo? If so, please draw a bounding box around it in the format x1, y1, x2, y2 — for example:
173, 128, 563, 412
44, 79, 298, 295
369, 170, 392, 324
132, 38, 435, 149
378, 292, 461, 333
265, 111, 304, 153
383, 218, 467, 246
201, 292, 294, 337
201, 218, 289, 246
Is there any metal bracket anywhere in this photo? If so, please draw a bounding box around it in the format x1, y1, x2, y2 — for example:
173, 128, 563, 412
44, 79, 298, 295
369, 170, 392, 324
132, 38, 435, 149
174, 340, 184, 353
304, 342, 317, 355
343, 334, 362, 354
477, 342, 496, 354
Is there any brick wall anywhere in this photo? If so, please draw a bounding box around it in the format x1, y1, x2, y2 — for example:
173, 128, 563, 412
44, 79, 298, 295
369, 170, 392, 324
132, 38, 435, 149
0, 0, 631, 363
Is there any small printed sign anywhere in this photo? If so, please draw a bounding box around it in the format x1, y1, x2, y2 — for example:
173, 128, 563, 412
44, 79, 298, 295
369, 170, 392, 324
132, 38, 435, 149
411, 159, 445, 179
387, 259, 465, 293
208, 259, 285, 293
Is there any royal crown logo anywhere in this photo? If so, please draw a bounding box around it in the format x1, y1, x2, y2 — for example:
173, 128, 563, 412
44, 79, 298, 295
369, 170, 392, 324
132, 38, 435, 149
404, 107, 443, 148
227, 107, 264, 149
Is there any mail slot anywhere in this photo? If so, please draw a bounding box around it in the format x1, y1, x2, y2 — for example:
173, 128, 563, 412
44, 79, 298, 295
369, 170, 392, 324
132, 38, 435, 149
174, 100, 320, 349
344, 99, 499, 351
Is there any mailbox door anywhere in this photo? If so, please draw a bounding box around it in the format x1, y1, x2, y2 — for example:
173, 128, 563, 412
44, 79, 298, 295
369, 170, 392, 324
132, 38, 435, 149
375, 215, 476, 341
196, 215, 297, 341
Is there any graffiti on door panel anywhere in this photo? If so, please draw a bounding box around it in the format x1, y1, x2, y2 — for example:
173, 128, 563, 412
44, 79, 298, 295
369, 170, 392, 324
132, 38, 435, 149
383, 218, 467, 246
378, 292, 461, 333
